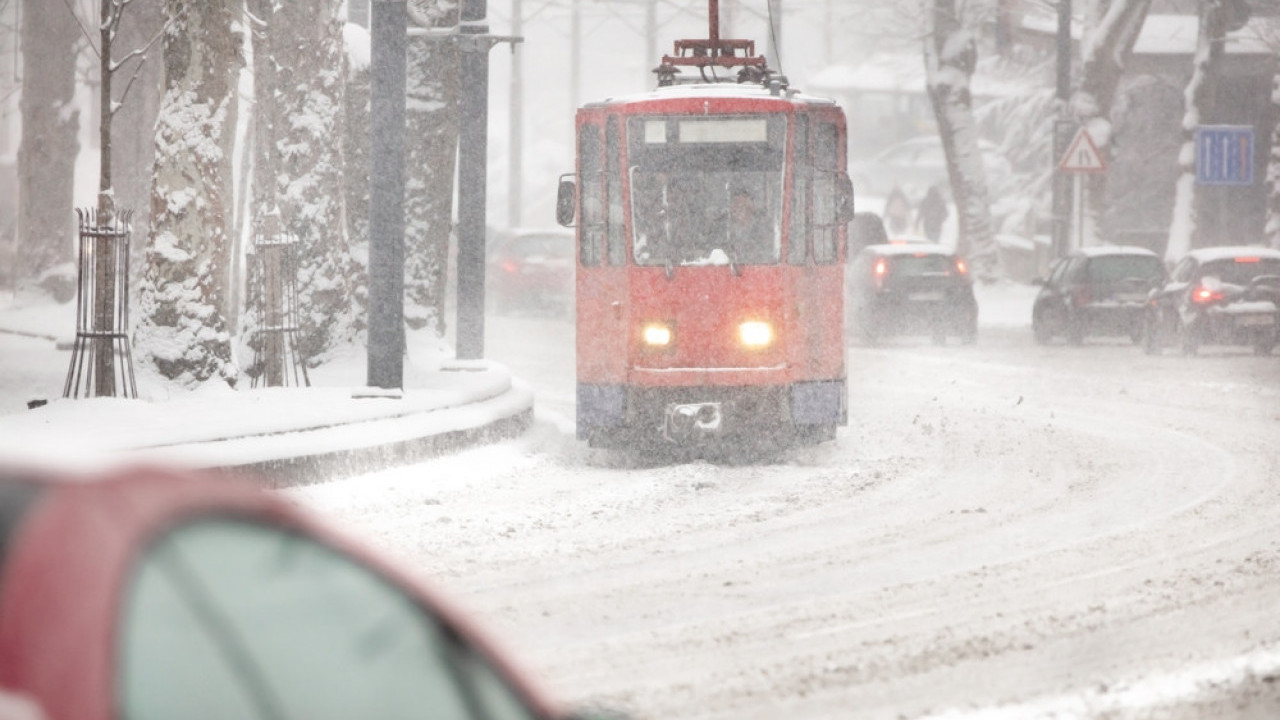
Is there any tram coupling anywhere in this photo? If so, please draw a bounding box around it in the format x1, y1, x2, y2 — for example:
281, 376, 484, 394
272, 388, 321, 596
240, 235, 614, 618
662, 402, 723, 443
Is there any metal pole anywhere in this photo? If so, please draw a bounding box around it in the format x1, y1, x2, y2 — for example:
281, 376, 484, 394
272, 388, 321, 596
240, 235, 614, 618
456, 0, 490, 360
508, 0, 523, 228
368, 0, 407, 388
1052, 0, 1072, 261
645, 0, 656, 88
766, 0, 782, 71
570, 0, 581, 114
1072, 173, 1083, 253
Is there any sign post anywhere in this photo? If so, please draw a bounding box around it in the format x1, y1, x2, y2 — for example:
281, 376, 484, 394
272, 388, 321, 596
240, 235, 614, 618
1057, 126, 1107, 252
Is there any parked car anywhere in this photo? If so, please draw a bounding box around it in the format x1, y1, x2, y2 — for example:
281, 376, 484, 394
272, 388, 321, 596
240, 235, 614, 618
1143, 245, 1280, 356
847, 243, 978, 345
1032, 246, 1166, 345
487, 228, 575, 317
849, 134, 1014, 202
0, 465, 616, 720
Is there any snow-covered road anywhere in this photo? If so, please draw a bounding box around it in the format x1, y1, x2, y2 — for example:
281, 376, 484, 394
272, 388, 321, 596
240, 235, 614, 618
288, 296, 1280, 720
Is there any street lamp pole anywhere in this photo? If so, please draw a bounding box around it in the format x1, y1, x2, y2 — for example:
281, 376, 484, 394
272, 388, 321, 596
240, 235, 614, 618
368, 0, 407, 389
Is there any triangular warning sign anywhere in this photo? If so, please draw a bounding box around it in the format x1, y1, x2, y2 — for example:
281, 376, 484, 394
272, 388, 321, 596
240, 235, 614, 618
1059, 127, 1106, 173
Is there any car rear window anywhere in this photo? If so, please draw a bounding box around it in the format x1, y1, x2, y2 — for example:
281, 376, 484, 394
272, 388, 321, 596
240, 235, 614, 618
889, 253, 954, 276
1085, 255, 1163, 282
1199, 258, 1280, 285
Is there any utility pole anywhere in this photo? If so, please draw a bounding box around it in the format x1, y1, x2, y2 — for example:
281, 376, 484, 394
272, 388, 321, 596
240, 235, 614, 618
456, 0, 494, 360
368, 0, 408, 388
1051, 0, 1072, 260
508, 0, 523, 228
645, 0, 657, 88
824, 0, 833, 67
570, 0, 581, 114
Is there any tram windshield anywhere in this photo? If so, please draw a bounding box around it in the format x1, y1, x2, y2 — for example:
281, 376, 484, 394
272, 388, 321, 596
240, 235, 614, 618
628, 115, 786, 267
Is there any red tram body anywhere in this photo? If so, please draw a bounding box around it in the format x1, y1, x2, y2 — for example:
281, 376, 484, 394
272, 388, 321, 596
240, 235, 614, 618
559, 5, 853, 449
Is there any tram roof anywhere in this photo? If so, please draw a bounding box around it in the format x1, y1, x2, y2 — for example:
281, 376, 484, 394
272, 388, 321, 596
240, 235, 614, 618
583, 81, 839, 110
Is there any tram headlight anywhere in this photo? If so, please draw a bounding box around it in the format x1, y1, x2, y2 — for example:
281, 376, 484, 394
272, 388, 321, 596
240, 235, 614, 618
642, 323, 673, 347
738, 321, 774, 348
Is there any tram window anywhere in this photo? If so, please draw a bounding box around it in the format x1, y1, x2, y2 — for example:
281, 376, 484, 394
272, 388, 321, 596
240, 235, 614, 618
789, 116, 810, 266
606, 117, 627, 266
627, 115, 785, 267
813, 123, 840, 265
578, 125, 604, 266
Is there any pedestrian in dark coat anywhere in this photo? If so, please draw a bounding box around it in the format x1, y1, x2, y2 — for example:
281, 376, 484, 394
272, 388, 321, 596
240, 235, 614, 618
917, 184, 948, 243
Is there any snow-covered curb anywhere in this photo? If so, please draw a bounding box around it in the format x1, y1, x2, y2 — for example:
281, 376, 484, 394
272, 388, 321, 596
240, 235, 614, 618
0, 363, 534, 485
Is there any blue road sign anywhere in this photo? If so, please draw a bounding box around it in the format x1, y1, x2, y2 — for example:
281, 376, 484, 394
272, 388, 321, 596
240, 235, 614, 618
1195, 125, 1254, 186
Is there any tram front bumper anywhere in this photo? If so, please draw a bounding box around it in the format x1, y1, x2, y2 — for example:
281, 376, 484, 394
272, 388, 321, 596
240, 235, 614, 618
576, 380, 845, 442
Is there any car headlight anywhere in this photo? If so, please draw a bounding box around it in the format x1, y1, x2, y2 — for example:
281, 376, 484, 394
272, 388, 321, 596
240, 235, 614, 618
738, 321, 774, 348
642, 323, 673, 347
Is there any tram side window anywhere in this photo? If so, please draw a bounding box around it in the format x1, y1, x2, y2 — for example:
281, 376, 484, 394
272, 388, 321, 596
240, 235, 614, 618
606, 117, 627, 266
579, 125, 604, 266
789, 116, 810, 266
812, 123, 840, 265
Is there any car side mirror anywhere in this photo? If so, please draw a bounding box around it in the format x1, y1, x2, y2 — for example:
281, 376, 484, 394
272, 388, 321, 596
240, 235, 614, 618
836, 172, 855, 225
556, 174, 577, 228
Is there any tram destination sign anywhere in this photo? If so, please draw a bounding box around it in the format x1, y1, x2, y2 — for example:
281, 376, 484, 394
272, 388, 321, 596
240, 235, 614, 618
1195, 125, 1254, 186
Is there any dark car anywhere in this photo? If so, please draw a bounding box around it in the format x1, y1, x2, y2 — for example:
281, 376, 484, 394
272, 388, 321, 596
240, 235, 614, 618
847, 243, 978, 345
1032, 246, 1165, 345
0, 465, 616, 720
1142, 246, 1280, 356
487, 228, 575, 317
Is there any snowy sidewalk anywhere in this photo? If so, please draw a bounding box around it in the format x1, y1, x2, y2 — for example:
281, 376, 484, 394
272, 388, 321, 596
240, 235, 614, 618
0, 293, 534, 486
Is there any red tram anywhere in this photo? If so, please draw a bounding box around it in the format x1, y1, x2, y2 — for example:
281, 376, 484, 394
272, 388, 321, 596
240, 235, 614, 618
556, 1, 853, 450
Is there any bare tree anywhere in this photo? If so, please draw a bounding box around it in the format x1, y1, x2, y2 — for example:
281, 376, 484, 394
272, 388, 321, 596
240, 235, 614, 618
1167, 0, 1227, 261
1269, 49, 1280, 250
109, 0, 164, 254
16, 0, 80, 294
923, 0, 997, 278
135, 0, 240, 385
404, 0, 459, 336
1069, 0, 1153, 245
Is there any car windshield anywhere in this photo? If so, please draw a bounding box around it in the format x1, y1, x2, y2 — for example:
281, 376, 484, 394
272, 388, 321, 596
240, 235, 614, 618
628, 115, 786, 267
1086, 255, 1163, 282
1199, 257, 1280, 285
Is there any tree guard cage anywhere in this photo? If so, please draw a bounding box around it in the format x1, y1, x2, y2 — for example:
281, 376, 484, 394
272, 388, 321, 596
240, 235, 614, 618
249, 220, 310, 388
64, 208, 137, 399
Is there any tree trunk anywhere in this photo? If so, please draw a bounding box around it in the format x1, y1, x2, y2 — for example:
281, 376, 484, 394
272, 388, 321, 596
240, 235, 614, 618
404, 2, 460, 335
343, 23, 371, 332
1167, 0, 1226, 262
135, 0, 239, 386
1265, 50, 1280, 250
17, 0, 80, 294
923, 0, 997, 279
112, 0, 165, 268
1069, 0, 1152, 246
271, 0, 356, 362
241, 0, 282, 383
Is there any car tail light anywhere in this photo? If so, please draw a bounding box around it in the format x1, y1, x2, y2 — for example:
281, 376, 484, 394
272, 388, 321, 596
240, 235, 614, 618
501, 260, 520, 274
954, 258, 968, 276
1235, 257, 1261, 263
1072, 288, 1091, 307
873, 258, 888, 289
1191, 286, 1224, 304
